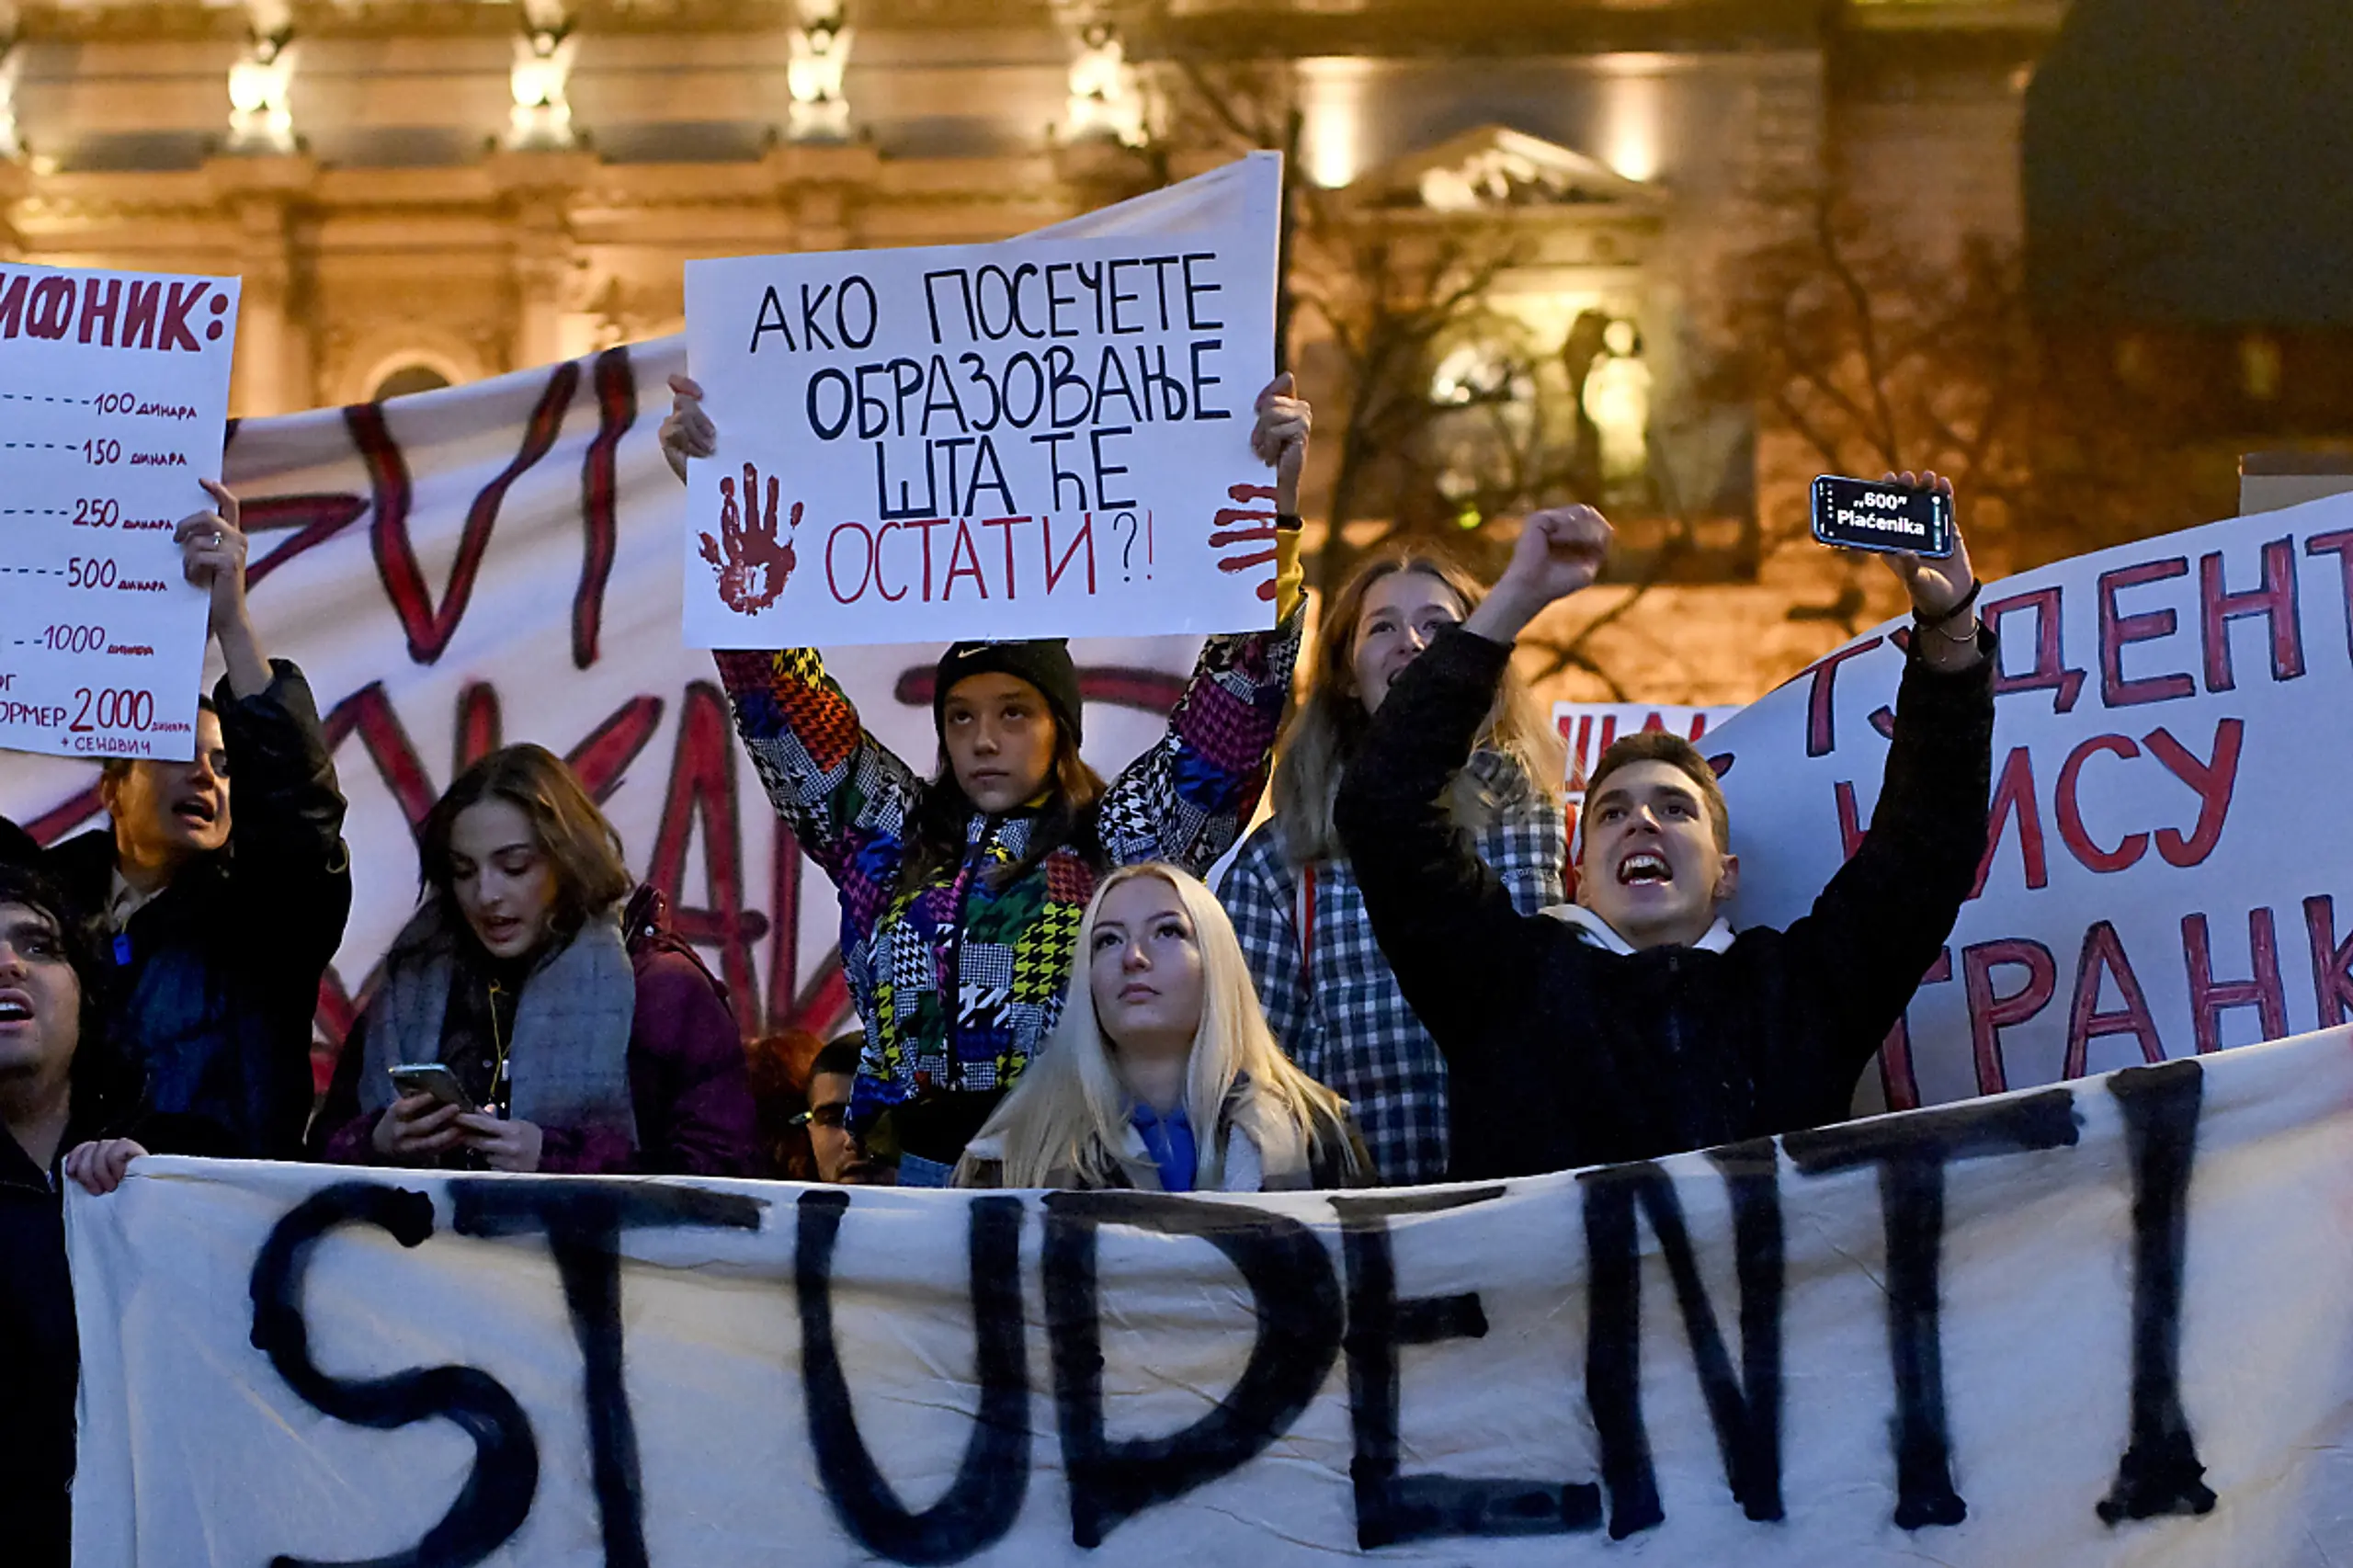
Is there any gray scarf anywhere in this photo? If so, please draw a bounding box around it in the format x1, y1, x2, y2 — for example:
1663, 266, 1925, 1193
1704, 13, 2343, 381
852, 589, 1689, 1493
358, 904, 639, 1143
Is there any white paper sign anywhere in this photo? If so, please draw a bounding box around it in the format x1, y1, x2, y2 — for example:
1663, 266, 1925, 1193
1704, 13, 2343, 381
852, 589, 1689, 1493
682, 155, 1281, 648
0, 263, 239, 761
1712, 493, 2353, 1112
66, 1025, 2353, 1566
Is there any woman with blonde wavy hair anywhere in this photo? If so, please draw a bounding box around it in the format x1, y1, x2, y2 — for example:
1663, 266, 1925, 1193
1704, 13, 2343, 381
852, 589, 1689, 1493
956, 863, 1370, 1192
1218, 543, 1566, 1185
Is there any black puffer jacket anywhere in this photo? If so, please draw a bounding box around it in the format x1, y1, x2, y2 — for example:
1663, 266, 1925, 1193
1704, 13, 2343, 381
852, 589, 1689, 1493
0, 1045, 147, 1568
1335, 626, 1995, 1181
41, 660, 350, 1159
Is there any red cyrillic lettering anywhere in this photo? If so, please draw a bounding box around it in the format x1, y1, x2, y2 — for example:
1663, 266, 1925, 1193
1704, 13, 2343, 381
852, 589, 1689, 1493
26, 275, 74, 340
1963, 937, 2057, 1096
1834, 779, 1868, 859
1800, 637, 1885, 757
1984, 586, 2086, 712
2097, 557, 2195, 707
650, 681, 763, 1033
0, 273, 26, 336
2303, 895, 2353, 1028
1967, 744, 2048, 899
980, 516, 1029, 598
121, 280, 161, 348
2143, 717, 2244, 868
2065, 920, 2163, 1078
1875, 947, 1952, 1113
2053, 733, 2149, 874
76, 276, 120, 346
1044, 512, 1095, 595
2199, 536, 2303, 691
824, 521, 874, 604
942, 517, 988, 601
2181, 907, 2287, 1053
2306, 528, 2353, 665
156, 280, 206, 351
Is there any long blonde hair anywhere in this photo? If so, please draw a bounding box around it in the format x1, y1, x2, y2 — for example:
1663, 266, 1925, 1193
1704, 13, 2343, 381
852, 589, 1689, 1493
1272, 543, 1563, 867
955, 863, 1358, 1188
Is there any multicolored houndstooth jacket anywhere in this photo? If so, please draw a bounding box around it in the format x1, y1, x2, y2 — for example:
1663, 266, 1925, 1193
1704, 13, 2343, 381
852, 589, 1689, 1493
714, 624, 1300, 1127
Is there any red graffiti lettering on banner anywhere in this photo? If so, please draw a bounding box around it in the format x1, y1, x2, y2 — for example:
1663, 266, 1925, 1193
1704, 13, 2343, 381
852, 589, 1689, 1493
2053, 734, 2149, 875
2065, 921, 2163, 1078
241, 494, 371, 587
649, 681, 766, 1035
2305, 528, 2353, 664
1962, 937, 2057, 1095
2199, 536, 2303, 691
1967, 745, 2049, 900
455, 682, 503, 775
574, 346, 636, 668
2097, 558, 2196, 708
367, 361, 579, 664
2143, 718, 2244, 868
2182, 907, 2287, 1053
1796, 637, 1884, 757
2303, 895, 2353, 1028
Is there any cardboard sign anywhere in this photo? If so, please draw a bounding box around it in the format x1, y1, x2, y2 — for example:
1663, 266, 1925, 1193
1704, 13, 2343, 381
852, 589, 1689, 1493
67, 1025, 2353, 1566
0, 264, 241, 760
681, 154, 1282, 648
1712, 493, 2353, 1111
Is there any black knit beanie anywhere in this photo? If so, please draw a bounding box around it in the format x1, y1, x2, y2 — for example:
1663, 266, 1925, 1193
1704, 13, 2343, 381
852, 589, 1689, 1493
932, 639, 1084, 746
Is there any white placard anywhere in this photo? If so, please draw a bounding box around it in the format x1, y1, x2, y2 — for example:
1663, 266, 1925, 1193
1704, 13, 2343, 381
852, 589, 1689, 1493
681, 155, 1281, 648
0, 263, 239, 761
66, 1025, 2353, 1567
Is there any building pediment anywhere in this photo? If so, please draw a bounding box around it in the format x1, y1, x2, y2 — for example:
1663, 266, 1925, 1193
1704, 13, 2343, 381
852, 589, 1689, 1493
1364, 124, 1666, 213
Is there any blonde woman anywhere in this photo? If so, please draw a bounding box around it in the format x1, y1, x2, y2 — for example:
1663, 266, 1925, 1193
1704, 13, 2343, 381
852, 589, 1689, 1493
1217, 545, 1565, 1185
955, 863, 1370, 1192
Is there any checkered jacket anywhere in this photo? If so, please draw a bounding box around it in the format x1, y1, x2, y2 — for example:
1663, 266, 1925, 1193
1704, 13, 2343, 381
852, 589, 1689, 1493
715, 624, 1299, 1126
1219, 751, 1565, 1185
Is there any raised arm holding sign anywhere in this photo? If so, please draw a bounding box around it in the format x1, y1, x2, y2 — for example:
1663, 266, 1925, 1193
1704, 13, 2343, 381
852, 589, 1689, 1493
664, 368, 1305, 1180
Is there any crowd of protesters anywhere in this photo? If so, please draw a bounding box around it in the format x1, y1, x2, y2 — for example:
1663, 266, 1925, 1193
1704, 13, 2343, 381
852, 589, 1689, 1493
0, 369, 1995, 1562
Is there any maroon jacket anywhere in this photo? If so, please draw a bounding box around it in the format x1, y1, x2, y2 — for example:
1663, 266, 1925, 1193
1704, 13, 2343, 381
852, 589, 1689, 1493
317, 888, 764, 1176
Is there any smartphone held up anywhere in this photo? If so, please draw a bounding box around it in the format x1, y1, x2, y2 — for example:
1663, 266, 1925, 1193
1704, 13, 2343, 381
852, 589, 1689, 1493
1810, 475, 1955, 559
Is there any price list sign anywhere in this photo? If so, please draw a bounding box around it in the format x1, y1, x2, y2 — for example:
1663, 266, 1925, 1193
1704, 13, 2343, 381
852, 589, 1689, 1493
0, 263, 240, 761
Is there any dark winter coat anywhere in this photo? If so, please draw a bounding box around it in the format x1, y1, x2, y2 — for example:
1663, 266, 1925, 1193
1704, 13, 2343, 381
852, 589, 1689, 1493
43, 660, 350, 1159
0, 1041, 147, 1568
1334, 626, 1995, 1181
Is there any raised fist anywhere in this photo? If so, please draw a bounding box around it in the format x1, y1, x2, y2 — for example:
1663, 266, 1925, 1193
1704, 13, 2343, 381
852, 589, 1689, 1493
700, 460, 801, 613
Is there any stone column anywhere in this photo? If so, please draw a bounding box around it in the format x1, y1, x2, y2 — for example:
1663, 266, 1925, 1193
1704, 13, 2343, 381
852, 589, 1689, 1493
488, 150, 593, 373
204, 153, 316, 416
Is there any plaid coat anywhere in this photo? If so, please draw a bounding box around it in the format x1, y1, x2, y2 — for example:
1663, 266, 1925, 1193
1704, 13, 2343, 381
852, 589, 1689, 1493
1219, 749, 1565, 1185
716, 625, 1299, 1129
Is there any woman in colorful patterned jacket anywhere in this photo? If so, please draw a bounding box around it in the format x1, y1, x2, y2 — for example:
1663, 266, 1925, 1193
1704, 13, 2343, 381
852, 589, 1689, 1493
1217, 544, 1565, 1185
662, 373, 1309, 1183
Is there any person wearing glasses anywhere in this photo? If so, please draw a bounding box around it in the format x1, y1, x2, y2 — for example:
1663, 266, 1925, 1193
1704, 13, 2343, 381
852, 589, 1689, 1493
798, 1032, 893, 1185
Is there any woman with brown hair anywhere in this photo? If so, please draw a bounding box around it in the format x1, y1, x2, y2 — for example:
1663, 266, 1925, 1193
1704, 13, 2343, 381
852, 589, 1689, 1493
1217, 545, 1565, 1185
314, 744, 760, 1175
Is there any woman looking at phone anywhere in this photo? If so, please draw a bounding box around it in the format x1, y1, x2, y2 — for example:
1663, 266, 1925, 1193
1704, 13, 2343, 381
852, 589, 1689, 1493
314, 745, 760, 1175
954, 864, 1370, 1192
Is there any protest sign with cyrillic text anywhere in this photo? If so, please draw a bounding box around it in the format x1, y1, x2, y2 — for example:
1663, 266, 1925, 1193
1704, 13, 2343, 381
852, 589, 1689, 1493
0, 264, 240, 761
681, 154, 1281, 648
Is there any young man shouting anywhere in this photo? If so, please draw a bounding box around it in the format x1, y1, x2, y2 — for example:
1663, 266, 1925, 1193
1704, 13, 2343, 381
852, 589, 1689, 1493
1335, 479, 1993, 1180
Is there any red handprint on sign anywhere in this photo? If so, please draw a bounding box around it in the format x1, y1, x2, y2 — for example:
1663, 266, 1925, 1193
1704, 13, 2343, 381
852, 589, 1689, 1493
1211, 482, 1281, 602
699, 461, 801, 614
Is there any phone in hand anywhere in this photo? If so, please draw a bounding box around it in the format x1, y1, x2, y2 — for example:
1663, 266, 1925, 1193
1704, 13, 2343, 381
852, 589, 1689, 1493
1810, 475, 1955, 559
387, 1062, 477, 1113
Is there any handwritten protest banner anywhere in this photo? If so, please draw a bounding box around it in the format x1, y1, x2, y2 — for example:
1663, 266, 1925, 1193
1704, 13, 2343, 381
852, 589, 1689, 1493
0, 264, 240, 761
680, 153, 1282, 648
0, 161, 1267, 1077
1713, 493, 2353, 1110
67, 1023, 2353, 1566
1552, 700, 1741, 798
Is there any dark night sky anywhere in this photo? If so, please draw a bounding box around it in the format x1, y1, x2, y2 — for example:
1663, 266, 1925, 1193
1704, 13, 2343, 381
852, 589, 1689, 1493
2024, 0, 2353, 325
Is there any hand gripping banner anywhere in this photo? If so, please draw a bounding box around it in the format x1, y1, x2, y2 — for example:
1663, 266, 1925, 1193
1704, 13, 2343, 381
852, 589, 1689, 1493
67, 1024, 2353, 1565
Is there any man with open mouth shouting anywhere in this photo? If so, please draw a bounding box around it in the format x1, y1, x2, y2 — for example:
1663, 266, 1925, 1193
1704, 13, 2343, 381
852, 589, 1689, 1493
1336, 477, 1992, 1179
10, 481, 352, 1161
